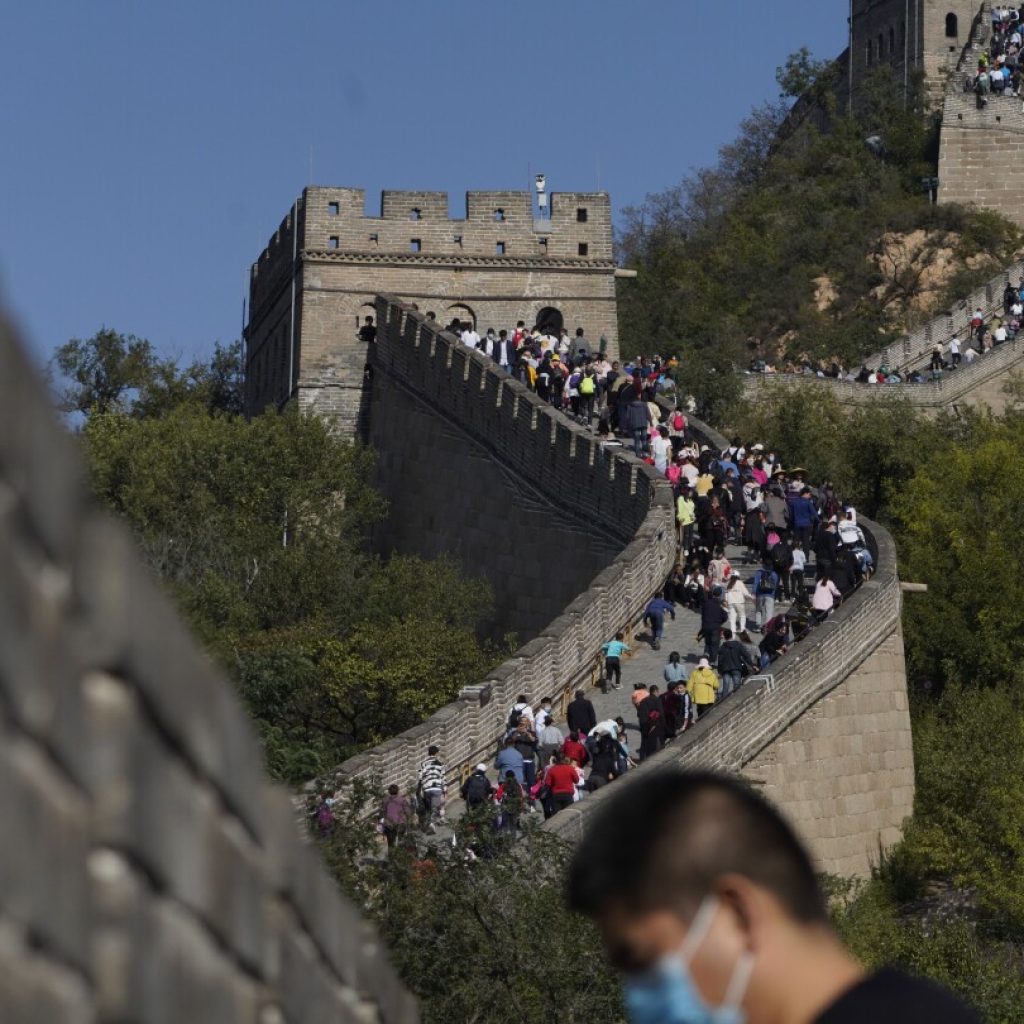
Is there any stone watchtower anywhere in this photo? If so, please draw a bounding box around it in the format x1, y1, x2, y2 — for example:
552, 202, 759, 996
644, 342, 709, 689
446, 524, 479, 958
244, 186, 620, 433
847, 0, 980, 106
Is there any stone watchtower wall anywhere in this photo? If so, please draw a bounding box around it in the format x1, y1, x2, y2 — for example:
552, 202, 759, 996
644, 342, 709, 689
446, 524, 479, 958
0, 312, 417, 1022
937, 3, 1024, 227
848, 0, 979, 107
323, 295, 677, 798
244, 186, 619, 434
546, 416, 914, 880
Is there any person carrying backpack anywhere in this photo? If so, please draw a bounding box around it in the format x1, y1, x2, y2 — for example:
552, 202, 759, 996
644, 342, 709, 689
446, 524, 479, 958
579, 369, 597, 422
495, 771, 526, 834
461, 764, 494, 809
754, 566, 779, 632
770, 536, 794, 600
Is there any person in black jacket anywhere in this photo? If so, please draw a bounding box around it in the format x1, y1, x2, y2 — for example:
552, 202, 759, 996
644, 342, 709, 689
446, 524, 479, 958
568, 771, 981, 1024
567, 689, 597, 735
637, 685, 666, 761
815, 519, 841, 579
718, 628, 758, 698
700, 589, 729, 667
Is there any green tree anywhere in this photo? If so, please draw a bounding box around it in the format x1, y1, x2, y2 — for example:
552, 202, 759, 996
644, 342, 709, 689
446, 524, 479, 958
50, 327, 244, 419
890, 416, 1024, 685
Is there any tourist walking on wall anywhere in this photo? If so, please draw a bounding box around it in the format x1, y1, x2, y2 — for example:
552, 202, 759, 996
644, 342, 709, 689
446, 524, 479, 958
688, 658, 720, 719
754, 565, 779, 633
461, 763, 494, 809
380, 784, 413, 854
567, 689, 597, 735
699, 588, 728, 666
601, 632, 629, 690
644, 592, 676, 651
545, 753, 581, 815
812, 574, 843, 622
537, 716, 564, 766
416, 745, 448, 833
623, 393, 653, 457
718, 628, 757, 699
724, 574, 752, 637
637, 684, 666, 760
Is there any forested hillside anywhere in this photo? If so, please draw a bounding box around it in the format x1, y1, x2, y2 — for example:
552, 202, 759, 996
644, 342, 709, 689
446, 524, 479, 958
617, 54, 1022, 390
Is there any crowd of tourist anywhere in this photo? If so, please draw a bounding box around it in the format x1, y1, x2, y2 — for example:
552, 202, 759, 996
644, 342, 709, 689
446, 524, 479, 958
310, 430, 876, 853
967, 8, 1024, 104
749, 281, 1023, 385
311, 313, 877, 854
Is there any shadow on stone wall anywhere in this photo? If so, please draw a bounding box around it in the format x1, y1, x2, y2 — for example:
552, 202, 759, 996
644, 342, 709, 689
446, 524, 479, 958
0, 312, 419, 1022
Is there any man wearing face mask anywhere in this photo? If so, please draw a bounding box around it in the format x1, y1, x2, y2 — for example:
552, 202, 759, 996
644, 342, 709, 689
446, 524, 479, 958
567, 771, 979, 1024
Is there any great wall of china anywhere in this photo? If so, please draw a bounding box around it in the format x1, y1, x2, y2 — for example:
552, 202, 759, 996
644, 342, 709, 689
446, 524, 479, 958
7, 4, 1024, 1019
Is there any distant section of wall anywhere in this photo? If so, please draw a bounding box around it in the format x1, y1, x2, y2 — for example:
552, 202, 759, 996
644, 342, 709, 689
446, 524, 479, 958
322, 296, 676, 797
0, 313, 418, 1022
936, 3, 1024, 228
741, 336, 1024, 413
545, 512, 914, 880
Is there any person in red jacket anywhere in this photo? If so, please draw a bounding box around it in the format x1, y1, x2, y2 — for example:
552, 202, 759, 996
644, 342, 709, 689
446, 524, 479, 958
545, 754, 581, 815
562, 730, 590, 768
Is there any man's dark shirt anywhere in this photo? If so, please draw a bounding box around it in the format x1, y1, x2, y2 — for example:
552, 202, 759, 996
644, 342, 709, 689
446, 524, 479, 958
567, 696, 597, 735
815, 968, 980, 1024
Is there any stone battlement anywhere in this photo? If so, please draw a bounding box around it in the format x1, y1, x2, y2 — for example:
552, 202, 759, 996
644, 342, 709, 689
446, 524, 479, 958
320, 295, 677, 797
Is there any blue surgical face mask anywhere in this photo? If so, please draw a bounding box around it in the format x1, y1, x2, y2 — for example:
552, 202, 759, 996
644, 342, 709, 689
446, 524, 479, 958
621, 897, 754, 1024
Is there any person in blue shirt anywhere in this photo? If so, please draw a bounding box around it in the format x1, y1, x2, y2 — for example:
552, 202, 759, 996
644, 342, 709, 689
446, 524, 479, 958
787, 487, 819, 554
644, 593, 676, 651
601, 632, 630, 690
494, 736, 525, 784
753, 566, 780, 632
663, 650, 689, 686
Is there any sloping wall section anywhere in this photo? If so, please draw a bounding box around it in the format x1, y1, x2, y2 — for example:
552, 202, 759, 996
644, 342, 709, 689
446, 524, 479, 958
327, 298, 914, 879
0, 313, 418, 1023
325, 296, 678, 796
545, 490, 913, 879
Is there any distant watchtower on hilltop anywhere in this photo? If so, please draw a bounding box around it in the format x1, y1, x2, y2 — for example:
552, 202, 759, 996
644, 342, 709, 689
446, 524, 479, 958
839, 3, 1024, 229
244, 186, 620, 433
847, 0, 980, 105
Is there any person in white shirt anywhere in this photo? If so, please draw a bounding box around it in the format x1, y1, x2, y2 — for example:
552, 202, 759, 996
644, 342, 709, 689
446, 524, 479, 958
790, 543, 807, 600
651, 427, 671, 474
949, 337, 961, 367
461, 325, 481, 349
995, 324, 1008, 343
964, 345, 979, 363
508, 695, 534, 727
811, 575, 842, 621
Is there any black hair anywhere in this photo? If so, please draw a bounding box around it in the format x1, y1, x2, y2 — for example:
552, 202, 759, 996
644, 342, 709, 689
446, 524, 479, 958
567, 770, 826, 925
427, 745, 439, 756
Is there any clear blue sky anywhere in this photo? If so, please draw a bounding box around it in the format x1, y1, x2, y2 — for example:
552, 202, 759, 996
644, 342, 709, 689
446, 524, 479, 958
0, 1, 848, 366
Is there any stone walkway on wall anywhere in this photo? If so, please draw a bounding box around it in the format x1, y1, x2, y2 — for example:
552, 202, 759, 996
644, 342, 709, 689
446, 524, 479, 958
427, 535, 805, 839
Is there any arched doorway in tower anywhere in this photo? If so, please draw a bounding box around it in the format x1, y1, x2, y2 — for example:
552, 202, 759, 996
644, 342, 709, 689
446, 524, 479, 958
946, 12, 958, 37
445, 302, 476, 332
535, 306, 564, 335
